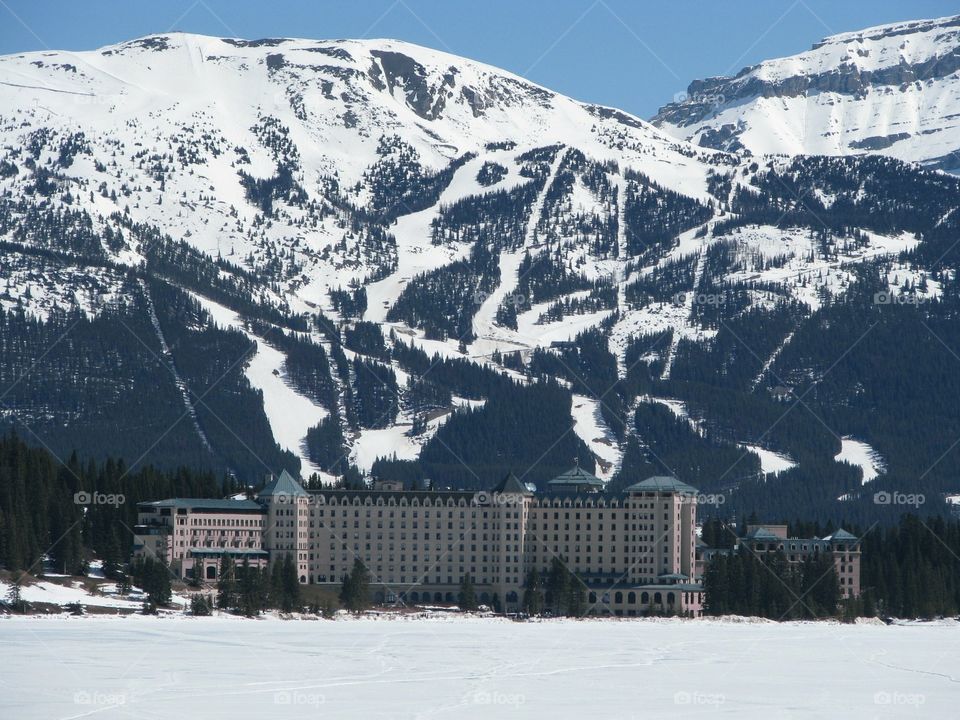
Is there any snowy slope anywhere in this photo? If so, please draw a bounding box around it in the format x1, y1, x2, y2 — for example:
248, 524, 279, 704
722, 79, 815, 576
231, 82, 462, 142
0, 31, 711, 304
653, 15, 960, 171
0, 30, 947, 492
0, 32, 718, 480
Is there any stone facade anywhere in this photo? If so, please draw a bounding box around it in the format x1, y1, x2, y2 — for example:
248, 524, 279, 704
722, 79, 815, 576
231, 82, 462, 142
695, 523, 862, 599
132, 498, 269, 580
133, 470, 705, 616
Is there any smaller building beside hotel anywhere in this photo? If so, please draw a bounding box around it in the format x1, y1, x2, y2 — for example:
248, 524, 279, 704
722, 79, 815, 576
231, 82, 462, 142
695, 523, 862, 598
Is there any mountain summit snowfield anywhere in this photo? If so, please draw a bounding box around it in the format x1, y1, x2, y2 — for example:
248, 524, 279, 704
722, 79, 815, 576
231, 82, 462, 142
653, 14, 960, 171
2, 24, 960, 519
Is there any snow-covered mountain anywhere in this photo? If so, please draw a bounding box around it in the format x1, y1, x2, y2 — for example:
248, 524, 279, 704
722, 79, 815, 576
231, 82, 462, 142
0, 32, 716, 477
0, 31, 709, 288
652, 15, 960, 171
2, 30, 960, 521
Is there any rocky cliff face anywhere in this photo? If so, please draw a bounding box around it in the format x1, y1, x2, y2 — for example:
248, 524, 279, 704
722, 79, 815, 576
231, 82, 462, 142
652, 15, 960, 171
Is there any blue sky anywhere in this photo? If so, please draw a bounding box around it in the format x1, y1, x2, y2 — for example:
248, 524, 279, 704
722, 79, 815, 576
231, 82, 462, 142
1, 0, 955, 117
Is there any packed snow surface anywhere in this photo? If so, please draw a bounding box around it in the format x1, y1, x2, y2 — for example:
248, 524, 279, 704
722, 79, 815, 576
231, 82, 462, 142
739, 443, 797, 475
836, 437, 885, 484
2, 616, 958, 719
570, 394, 622, 481
191, 293, 328, 477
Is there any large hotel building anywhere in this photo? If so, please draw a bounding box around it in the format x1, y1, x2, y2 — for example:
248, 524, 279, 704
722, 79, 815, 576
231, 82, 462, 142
135, 466, 706, 616
132, 466, 862, 615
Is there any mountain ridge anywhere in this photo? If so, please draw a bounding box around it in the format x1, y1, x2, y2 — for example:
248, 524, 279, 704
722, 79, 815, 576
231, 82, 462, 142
652, 13, 960, 171
2, 27, 960, 524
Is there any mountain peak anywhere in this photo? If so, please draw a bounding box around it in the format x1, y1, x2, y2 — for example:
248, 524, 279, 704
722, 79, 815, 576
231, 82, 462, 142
813, 13, 960, 47
652, 14, 960, 171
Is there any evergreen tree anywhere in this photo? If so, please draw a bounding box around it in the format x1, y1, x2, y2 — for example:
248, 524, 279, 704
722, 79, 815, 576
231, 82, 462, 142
522, 569, 544, 616
5, 574, 26, 613
190, 594, 212, 616
216, 555, 237, 610
545, 557, 570, 615
238, 558, 263, 616
280, 554, 301, 613
458, 574, 477, 611
339, 559, 370, 613
268, 559, 284, 609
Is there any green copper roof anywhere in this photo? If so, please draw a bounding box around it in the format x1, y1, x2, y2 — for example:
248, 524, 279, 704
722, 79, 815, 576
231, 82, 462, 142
744, 526, 783, 540
548, 464, 604, 487
824, 528, 858, 542
657, 572, 690, 581
624, 475, 699, 495
258, 469, 308, 498
138, 498, 264, 512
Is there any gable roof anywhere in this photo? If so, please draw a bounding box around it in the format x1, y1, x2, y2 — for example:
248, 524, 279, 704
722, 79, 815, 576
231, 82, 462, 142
491, 472, 532, 495
624, 475, 699, 495
258, 469, 308, 499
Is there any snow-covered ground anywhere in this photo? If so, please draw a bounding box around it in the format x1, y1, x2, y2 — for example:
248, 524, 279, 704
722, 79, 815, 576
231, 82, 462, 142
836, 437, 885, 484
641, 396, 702, 434
2, 616, 957, 719
191, 292, 329, 478
654, 14, 960, 169
0, 576, 188, 611
570, 394, 622, 481
738, 443, 797, 475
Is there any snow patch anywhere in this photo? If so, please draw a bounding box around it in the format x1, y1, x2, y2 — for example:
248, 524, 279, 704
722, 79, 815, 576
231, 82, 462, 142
835, 437, 885, 484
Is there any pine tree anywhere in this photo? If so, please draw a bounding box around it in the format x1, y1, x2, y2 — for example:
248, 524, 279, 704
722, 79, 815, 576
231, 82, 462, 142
522, 569, 544, 616
339, 559, 370, 613
238, 558, 262, 616
280, 554, 301, 613
458, 574, 477, 611
216, 555, 237, 610
546, 557, 569, 615
5, 575, 25, 613
564, 573, 586, 617
190, 594, 212, 616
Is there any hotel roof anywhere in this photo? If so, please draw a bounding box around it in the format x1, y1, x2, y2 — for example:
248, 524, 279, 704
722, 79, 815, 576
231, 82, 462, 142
547, 464, 604, 488
491, 472, 533, 495
624, 476, 699, 495
258, 469, 308, 498
823, 528, 858, 542
138, 498, 264, 512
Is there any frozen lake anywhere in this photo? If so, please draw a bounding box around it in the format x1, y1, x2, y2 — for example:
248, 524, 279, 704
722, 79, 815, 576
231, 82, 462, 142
1, 616, 956, 719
